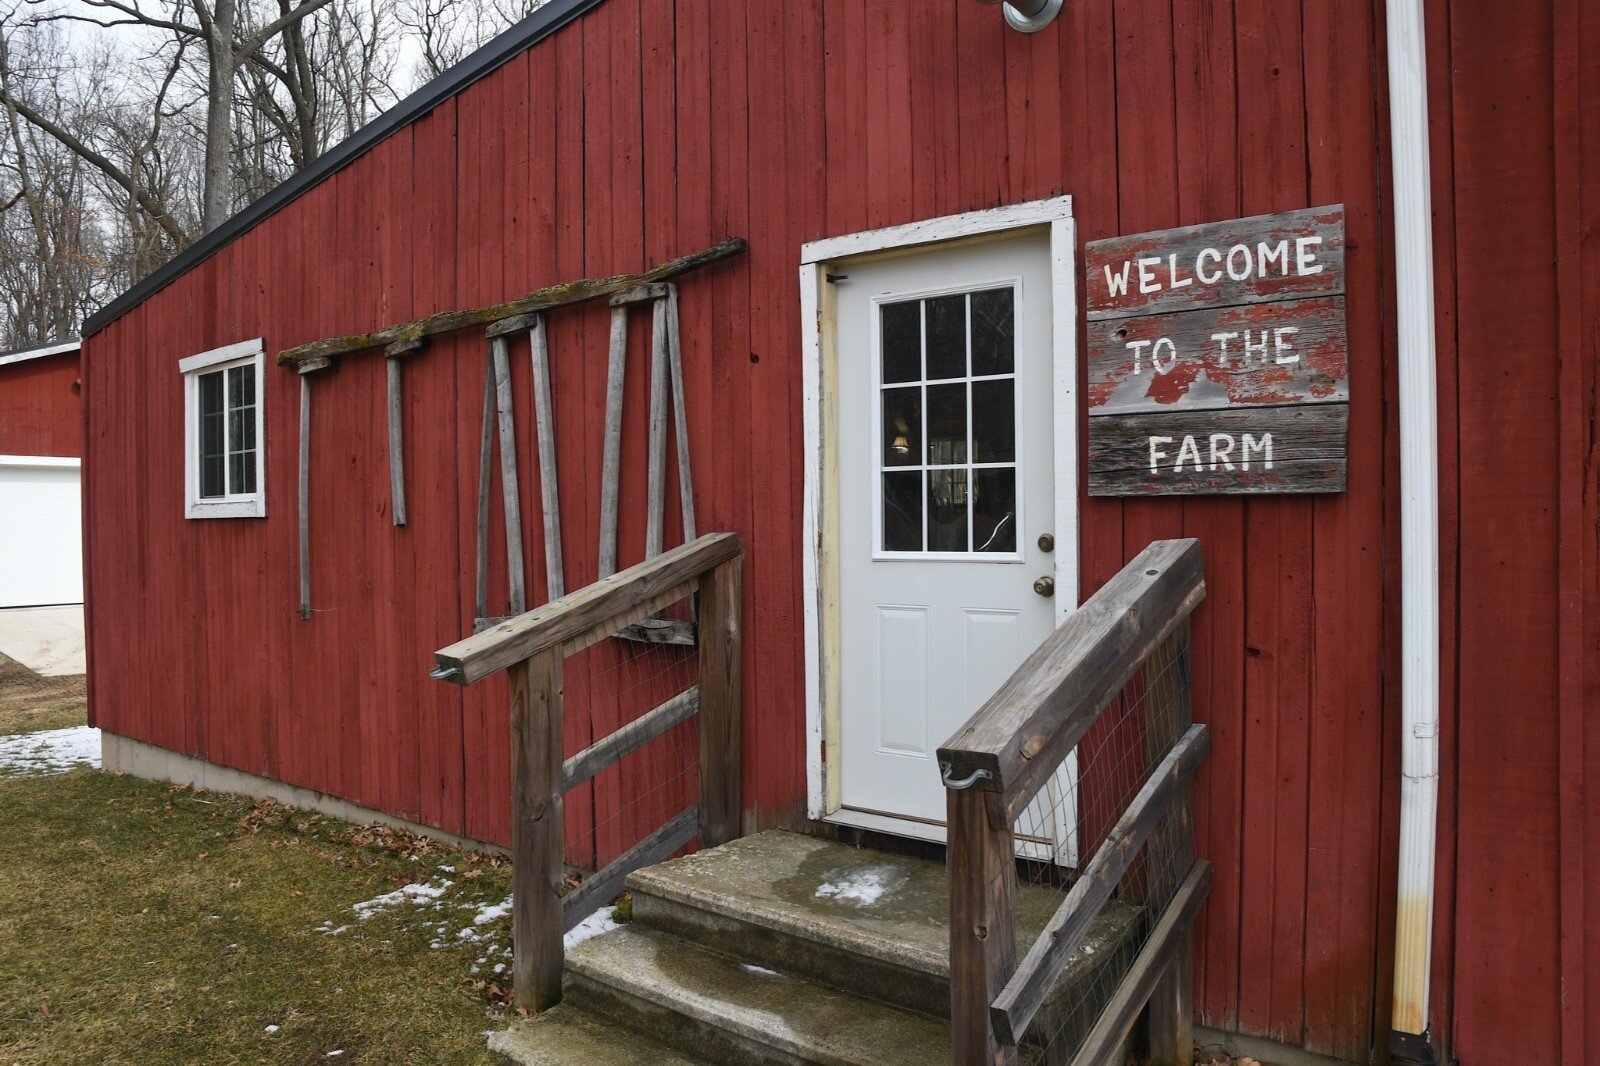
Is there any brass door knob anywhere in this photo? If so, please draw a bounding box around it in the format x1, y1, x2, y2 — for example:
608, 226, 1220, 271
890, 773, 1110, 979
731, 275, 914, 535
1033, 576, 1055, 597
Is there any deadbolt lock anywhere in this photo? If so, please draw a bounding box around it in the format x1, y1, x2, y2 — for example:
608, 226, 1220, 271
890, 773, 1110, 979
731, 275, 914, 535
1033, 576, 1055, 597
1038, 533, 1055, 552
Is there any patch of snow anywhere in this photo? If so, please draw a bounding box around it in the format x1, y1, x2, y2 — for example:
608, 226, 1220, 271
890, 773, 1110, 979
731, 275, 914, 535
562, 908, 620, 951
471, 896, 512, 925
264, 1025, 280, 1034
326, 1051, 344, 1058
740, 963, 782, 978
813, 864, 907, 908
351, 878, 453, 920
0, 726, 101, 776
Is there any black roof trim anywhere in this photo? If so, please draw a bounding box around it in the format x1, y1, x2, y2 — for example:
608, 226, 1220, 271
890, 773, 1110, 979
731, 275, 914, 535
83, 0, 607, 338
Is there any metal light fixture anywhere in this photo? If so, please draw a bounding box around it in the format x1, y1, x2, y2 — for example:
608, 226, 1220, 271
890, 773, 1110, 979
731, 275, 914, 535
978, 0, 1064, 34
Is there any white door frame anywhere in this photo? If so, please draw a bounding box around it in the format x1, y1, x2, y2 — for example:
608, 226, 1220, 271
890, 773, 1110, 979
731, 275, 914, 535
799, 196, 1080, 839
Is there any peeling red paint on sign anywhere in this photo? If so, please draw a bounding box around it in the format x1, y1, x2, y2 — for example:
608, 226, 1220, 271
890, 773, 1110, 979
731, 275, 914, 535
1084, 206, 1349, 496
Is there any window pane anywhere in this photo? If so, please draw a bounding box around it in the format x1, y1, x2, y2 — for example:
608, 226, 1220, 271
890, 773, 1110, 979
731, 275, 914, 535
880, 301, 921, 384
974, 469, 1017, 553
971, 379, 1015, 463
881, 386, 921, 468
925, 383, 967, 465
227, 365, 257, 495
970, 288, 1015, 375
928, 468, 969, 551
198, 371, 225, 498
924, 294, 966, 380
882, 472, 923, 551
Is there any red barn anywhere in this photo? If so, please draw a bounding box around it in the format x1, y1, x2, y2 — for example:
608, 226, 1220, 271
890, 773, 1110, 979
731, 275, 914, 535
0, 339, 83, 607
77, 1, 1596, 1063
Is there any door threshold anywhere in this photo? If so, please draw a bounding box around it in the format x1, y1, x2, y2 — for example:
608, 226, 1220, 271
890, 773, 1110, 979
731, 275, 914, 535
822, 806, 948, 844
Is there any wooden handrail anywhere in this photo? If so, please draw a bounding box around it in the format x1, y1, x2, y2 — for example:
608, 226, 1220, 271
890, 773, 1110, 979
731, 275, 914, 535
943, 538, 1209, 1065
430, 532, 743, 1014
432, 531, 742, 685
937, 538, 1204, 823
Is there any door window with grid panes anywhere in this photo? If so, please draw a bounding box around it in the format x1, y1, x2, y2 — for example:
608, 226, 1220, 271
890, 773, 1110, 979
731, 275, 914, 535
877, 286, 1020, 558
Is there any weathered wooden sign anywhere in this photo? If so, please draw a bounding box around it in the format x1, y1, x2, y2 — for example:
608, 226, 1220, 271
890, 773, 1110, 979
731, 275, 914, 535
1084, 205, 1348, 495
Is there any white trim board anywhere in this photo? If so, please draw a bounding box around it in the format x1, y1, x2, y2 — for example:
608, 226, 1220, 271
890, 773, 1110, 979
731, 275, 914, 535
177, 337, 264, 375
0, 341, 79, 369
801, 196, 1073, 265
799, 196, 1080, 837
0, 455, 80, 469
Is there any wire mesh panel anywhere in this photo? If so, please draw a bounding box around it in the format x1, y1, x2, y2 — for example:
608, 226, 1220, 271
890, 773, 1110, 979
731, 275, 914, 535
559, 598, 700, 874
1006, 623, 1196, 1062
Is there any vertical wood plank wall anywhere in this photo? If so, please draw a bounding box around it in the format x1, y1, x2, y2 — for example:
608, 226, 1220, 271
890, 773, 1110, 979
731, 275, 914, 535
0, 352, 81, 456
1428, 1, 1600, 1063
77, 1, 1596, 1061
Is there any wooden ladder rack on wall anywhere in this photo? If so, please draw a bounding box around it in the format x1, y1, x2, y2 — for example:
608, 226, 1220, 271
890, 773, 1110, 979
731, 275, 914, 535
470, 280, 698, 642
280, 239, 745, 622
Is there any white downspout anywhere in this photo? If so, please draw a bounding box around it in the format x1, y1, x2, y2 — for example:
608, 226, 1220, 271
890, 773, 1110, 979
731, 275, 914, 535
1385, 0, 1442, 1062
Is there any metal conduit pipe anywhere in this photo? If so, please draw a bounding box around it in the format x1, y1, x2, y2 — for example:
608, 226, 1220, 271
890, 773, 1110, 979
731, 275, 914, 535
977, 0, 1064, 34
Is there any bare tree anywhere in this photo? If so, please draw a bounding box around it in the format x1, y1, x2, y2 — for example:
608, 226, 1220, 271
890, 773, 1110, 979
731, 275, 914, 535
0, 20, 129, 345
397, 0, 539, 85
0, 0, 537, 343
29, 0, 338, 231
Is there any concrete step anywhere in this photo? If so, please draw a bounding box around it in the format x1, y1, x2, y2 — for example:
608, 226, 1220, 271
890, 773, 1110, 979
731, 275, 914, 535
566, 922, 954, 1065
488, 1002, 700, 1065
626, 830, 1139, 1023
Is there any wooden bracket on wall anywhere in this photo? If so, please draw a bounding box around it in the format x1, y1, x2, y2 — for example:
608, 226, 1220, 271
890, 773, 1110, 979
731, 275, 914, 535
382, 338, 422, 528
298, 374, 313, 620
606, 282, 700, 646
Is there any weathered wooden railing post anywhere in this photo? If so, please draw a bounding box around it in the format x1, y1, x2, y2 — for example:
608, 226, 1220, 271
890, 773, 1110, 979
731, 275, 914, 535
511, 644, 566, 1012
696, 556, 742, 847
948, 787, 1019, 1066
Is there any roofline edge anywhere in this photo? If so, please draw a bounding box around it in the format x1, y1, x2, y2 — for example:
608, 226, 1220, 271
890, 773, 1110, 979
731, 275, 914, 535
82, 0, 608, 339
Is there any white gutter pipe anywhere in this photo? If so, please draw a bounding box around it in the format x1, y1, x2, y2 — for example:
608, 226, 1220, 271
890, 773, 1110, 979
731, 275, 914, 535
1384, 0, 1442, 1062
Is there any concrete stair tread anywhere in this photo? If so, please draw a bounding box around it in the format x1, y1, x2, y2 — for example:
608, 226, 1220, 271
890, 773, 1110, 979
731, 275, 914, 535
626, 829, 1132, 985
567, 922, 953, 1065
488, 1002, 700, 1065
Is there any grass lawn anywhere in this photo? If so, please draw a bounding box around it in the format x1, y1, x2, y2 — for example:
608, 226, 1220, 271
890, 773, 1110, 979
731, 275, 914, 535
0, 768, 523, 1064
0, 653, 87, 734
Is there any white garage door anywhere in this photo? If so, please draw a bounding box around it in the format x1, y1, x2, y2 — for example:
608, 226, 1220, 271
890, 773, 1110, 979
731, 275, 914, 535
0, 457, 83, 608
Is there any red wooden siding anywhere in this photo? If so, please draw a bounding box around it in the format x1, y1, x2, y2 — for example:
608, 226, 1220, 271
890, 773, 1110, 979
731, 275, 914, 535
1425, 0, 1600, 1061
77, 1, 1596, 1061
0, 351, 81, 457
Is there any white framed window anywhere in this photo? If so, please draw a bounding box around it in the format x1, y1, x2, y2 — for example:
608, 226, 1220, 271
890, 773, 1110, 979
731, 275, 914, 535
180, 339, 266, 519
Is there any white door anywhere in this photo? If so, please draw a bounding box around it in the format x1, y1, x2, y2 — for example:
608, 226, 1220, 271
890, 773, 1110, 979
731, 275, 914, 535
834, 232, 1066, 839
0, 457, 84, 608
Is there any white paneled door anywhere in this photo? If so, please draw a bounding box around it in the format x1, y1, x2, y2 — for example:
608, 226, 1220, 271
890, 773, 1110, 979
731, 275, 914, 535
835, 232, 1068, 842
0, 457, 83, 608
